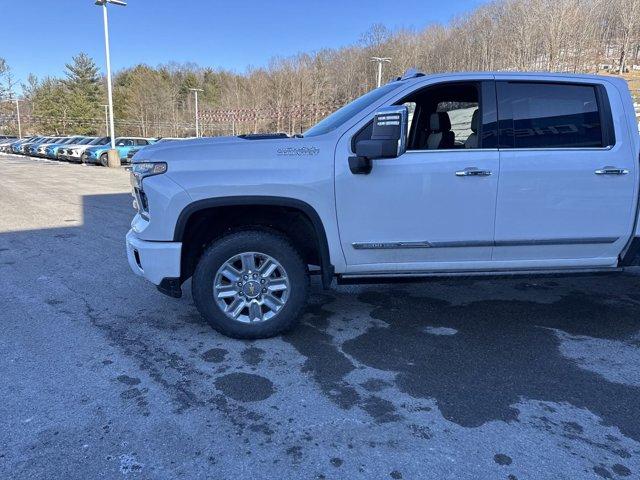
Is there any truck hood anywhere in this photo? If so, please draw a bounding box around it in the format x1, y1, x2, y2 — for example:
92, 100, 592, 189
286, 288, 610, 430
133, 135, 323, 164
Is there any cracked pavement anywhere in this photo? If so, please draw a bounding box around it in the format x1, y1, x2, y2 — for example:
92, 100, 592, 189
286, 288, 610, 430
1, 154, 639, 479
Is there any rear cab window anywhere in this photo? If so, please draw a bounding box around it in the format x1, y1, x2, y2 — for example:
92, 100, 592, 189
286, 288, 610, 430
496, 81, 615, 149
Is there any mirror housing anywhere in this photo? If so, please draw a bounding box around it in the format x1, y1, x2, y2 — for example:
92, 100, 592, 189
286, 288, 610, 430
350, 106, 408, 174
356, 105, 408, 160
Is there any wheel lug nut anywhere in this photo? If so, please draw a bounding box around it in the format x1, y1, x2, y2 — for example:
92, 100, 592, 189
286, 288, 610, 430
237, 282, 243, 286
253, 273, 258, 279
243, 275, 248, 280
262, 288, 267, 293
260, 279, 266, 284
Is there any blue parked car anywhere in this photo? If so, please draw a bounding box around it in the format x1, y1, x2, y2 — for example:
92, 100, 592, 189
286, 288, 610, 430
13, 136, 43, 154
62, 136, 110, 162
34, 137, 70, 157
24, 137, 57, 155
5, 136, 36, 153
44, 136, 87, 159
83, 137, 155, 166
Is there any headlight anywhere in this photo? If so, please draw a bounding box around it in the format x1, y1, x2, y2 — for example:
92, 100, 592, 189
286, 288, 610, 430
130, 162, 167, 218
130, 162, 167, 187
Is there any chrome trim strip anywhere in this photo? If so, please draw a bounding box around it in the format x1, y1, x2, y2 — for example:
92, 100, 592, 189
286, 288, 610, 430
402, 146, 613, 154
498, 146, 614, 152
494, 237, 617, 246
404, 148, 499, 154
352, 237, 618, 250
352, 241, 435, 250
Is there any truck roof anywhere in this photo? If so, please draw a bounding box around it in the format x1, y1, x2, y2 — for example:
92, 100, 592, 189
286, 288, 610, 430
395, 69, 628, 86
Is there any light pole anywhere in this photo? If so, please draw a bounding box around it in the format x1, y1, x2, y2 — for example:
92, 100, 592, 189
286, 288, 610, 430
101, 104, 109, 136
15, 99, 22, 139
1, 98, 21, 138
370, 57, 391, 88
189, 88, 204, 137
95, 0, 126, 166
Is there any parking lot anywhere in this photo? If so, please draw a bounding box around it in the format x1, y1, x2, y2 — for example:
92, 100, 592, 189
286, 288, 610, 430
1, 153, 639, 479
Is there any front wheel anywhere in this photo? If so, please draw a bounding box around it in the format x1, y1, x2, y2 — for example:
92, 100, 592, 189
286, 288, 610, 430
99, 153, 109, 167
192, 230, 309, 339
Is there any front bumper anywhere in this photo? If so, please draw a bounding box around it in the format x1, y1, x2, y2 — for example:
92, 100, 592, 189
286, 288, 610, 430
126, 229, 182, 287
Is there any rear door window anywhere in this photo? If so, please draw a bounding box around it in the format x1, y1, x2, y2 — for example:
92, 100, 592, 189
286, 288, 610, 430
497, 82, 610, 149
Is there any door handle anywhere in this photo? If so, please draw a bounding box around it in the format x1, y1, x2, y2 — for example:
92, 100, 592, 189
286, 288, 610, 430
595, 166, 629, 175
455, 167, 492, 177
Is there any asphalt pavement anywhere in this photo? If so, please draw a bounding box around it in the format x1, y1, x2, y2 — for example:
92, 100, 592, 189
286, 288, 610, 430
1, 153, 639, 479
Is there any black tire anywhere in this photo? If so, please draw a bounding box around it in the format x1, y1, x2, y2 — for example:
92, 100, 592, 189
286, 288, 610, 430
100, 153, 109, 167
192, 230, 309, 339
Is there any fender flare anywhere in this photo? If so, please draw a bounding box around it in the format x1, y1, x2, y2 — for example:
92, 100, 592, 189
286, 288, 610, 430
173, 196, 335, 288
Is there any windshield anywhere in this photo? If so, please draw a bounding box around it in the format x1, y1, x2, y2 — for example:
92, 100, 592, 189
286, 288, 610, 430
303, 82, 400, 137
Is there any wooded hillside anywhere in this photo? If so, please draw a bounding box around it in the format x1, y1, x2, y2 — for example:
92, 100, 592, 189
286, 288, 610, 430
1, 0, 639, 137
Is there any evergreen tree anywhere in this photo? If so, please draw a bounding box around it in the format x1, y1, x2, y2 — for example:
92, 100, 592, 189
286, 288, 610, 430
31, 77, 68, 134
64, 52, 102, 135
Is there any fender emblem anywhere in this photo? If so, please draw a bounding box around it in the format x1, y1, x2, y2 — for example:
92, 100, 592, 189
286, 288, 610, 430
277, 146, 319, 156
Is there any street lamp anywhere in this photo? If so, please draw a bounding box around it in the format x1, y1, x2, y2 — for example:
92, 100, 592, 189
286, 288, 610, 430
189, 88, 204, 137
1, 98, 21, 138
95, 0, 126, 167
370, 57, 391, 88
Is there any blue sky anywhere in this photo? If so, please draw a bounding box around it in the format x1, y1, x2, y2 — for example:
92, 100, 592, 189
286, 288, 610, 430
0, 0, 487, 87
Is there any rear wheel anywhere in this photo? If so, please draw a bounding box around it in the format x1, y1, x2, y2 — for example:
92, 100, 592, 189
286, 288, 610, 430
192, 230, 309, 339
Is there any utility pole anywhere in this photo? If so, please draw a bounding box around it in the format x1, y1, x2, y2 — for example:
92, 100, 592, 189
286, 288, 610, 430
95, 0, 127, 167
370, 57, 391, 88
102, 104, 109, 136
189, 88, 204, 137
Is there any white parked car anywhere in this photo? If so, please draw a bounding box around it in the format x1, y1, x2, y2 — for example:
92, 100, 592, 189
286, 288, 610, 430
125, 70, 640, 338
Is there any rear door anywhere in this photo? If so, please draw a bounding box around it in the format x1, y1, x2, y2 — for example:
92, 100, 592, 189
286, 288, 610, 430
493, 79, 638, 267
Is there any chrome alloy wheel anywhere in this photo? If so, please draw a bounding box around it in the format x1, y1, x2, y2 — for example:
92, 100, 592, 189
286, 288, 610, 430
213, 252, 290, 323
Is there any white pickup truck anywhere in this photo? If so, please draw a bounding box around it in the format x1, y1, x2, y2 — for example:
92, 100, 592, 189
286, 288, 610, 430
126, 70, 640, 338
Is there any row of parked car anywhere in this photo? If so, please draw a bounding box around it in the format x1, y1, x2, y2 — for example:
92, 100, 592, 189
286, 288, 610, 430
0, 134, 159, 165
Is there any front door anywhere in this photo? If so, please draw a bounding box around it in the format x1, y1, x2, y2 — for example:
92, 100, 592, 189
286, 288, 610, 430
115, 139, 134, 159
335, 80, 500, 274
